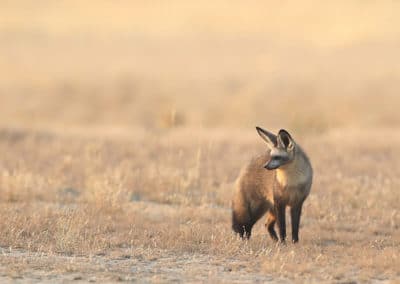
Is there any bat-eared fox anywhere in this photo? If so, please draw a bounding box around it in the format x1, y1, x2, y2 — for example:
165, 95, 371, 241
232, 127, 313, 243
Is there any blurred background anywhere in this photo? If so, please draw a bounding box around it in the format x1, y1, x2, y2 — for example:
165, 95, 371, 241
1, 1, 399, 133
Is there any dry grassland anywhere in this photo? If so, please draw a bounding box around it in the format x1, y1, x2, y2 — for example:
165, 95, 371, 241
1, 1, 400, 283
0, 127, 399, 282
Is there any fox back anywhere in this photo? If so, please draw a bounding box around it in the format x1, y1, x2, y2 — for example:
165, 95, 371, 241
232, 127, 313, 243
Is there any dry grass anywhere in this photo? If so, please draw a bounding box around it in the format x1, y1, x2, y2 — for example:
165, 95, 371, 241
0, 127, 399, 282
0, 1, 400, 282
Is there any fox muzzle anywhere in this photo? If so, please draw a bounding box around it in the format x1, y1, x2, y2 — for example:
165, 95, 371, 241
264, 161, 280, 170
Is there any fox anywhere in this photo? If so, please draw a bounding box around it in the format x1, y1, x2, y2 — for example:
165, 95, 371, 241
232, 127, 313, 243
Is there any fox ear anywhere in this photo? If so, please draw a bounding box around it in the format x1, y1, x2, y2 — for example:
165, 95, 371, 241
277, 129, 295, 150
256, 127, 277, 148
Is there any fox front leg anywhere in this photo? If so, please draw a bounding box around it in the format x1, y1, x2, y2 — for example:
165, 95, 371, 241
275, 203, 286, 243
290, 202, 303, 243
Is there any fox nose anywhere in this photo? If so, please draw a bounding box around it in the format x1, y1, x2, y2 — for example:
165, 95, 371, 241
264, 161, 279, 170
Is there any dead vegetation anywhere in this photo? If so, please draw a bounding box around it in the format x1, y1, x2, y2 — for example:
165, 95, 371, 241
0, 127, 399, 282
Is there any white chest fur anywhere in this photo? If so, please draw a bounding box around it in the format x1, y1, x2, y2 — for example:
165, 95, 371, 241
276, 163, 310, 188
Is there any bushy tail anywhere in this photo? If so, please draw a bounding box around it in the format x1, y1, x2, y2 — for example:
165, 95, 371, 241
232, 205, 254, 239
232, 197, 268, 239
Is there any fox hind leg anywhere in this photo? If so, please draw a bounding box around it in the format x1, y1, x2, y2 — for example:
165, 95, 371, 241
265, 211, 278, 241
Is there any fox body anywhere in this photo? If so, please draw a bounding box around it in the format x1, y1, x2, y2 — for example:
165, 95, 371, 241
232, 127, 313, 243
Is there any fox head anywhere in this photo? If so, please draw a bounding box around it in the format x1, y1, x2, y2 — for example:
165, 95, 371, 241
256, 126, 296, 170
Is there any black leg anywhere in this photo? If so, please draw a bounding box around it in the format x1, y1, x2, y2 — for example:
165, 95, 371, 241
290, 203, 303, 243
265, 212, 278, 241
267, 220, 278, 241
276, 203, 286, 243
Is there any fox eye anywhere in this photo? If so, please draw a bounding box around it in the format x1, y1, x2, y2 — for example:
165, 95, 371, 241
273, 156, 282, 161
